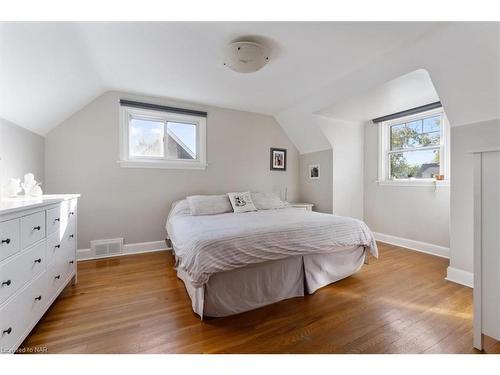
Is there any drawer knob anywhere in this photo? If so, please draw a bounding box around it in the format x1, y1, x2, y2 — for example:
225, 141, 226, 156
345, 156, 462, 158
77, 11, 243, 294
54, 218, 60, 222
33, 226, 41, 231
35, 295, 42, 301
34, 258, 42, 263
69, 260, 74, 264
1, 238, 11, 244
2, 280, 11, 286
69, 212, 75, 216
55, 244, 61, 249
54, 275, 61, 280
3, 327, 12, 335
69, 234, 74, 239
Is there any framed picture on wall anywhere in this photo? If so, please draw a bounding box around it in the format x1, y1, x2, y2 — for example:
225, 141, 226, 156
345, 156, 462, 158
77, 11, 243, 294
309, 164, 320, 179
270, 148, 287, 171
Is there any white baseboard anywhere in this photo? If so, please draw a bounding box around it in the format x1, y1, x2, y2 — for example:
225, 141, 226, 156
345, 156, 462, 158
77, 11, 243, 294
77, 240, 171, 261
446, 266, 473, 288
76, 248, 93, 260
373, 232, 450, 259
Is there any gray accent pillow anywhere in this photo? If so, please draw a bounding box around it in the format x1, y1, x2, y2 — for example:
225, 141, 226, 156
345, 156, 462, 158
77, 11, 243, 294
170, 200, 191, 217
227, 192, 257, 213
251, 192, 288, 210
187, 195, 233, 216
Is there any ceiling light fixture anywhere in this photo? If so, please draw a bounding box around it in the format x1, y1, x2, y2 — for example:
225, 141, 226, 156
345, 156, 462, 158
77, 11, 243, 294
224, 41, 270, 73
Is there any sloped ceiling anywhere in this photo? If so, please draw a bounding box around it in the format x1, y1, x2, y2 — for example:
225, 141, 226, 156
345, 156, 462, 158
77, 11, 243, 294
1, 22, 498, 154
318, 69, 439, 123
1, 22, 439, 134
277, 22, 500, 153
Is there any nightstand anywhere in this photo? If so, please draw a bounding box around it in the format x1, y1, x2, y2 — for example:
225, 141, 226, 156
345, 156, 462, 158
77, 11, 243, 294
290, 203, 314, 211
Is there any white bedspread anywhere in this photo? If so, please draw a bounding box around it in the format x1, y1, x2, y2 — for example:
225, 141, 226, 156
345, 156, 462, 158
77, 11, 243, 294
167, 202, 378, 287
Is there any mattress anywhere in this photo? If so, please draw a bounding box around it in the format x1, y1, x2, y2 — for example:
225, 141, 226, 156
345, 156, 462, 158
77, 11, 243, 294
167, 200, 378, 288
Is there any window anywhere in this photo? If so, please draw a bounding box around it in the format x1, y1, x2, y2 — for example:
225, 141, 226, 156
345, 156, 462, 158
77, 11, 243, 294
378, 107, 449, 186
119, 104, 206, 169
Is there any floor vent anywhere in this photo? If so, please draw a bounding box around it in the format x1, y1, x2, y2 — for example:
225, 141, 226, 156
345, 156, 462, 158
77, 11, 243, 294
90, 238, 124, 258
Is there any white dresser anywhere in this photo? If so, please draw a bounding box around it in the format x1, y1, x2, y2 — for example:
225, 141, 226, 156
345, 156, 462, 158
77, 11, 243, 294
0, 194, 79, 353
473, 149, 500, 350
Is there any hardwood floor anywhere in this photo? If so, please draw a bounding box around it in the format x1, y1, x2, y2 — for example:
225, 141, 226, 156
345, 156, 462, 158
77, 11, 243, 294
20, 242, 500, 354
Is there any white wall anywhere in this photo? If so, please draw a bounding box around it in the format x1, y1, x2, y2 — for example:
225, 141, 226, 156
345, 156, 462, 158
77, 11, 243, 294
317, 69, 450, 251
364, 122, 450, 248
449, 120, 500, 281
0, 117, 45, 197
298, 149, 333, 213
318, 117, 364, 219
45, 91, 300, 248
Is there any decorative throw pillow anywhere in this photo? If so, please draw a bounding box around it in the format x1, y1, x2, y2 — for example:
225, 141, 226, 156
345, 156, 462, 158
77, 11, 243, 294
251, 192, 288, 210
186, 195, 233, 216
227, 192, 257, 213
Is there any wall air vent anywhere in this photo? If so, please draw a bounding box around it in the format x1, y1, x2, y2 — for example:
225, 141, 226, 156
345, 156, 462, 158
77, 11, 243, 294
90, 238, 124, 259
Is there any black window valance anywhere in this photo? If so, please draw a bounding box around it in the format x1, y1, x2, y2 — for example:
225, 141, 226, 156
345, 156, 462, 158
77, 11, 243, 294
372, 101, 442, 124
120, 99, 207, 117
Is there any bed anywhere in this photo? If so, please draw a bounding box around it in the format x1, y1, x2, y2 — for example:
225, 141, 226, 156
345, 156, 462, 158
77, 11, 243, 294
166, 199, 378, 318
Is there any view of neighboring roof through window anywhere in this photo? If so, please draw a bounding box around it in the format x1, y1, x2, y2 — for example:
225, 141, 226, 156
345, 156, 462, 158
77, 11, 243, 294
167, 122, 196, 159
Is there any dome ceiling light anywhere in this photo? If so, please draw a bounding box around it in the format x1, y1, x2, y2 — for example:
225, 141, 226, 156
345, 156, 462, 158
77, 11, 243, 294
224, 41, 270, 73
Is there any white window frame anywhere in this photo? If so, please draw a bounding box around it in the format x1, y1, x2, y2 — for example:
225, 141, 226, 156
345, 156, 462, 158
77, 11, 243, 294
378, 107, 450, 187
118, 105, 207, 170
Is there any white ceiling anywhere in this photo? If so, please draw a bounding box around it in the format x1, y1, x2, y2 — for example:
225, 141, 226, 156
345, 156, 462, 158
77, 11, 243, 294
318, 69, 440, 122
0, 22, 441, 135
276, 22, 500, 153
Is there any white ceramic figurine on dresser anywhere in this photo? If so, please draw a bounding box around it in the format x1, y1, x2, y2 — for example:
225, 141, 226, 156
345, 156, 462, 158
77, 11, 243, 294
20, 173, 42, 197
0, 194, 80, 354
30, 184, 43, 197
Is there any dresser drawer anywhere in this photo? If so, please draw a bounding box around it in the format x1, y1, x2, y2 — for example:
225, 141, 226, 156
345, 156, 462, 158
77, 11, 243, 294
46, 231, 62, 266
0, 219, 20, 262
47, 260, 68, 301
67, 199, 77, 223
20, 212, 46, 249
0, 240, 46, 305
46, 207, 61, 236
24, 272, 48, 334
62, 221, 77, 252
62, 250, 76, 280
0, 271, 47, 353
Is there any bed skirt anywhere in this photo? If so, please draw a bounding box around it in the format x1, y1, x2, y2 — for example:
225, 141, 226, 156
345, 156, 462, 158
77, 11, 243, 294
176, 245, 366, 318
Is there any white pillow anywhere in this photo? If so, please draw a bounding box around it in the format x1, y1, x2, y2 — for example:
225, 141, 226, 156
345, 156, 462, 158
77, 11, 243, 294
251, 192, 288, 210
170, 199, 191, 217
227, 192, 257, 213
187, 195, 233, 216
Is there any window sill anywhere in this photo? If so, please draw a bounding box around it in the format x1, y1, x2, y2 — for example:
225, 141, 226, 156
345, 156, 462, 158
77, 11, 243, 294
118, 159, 207, 170
378, 179, 449, 187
